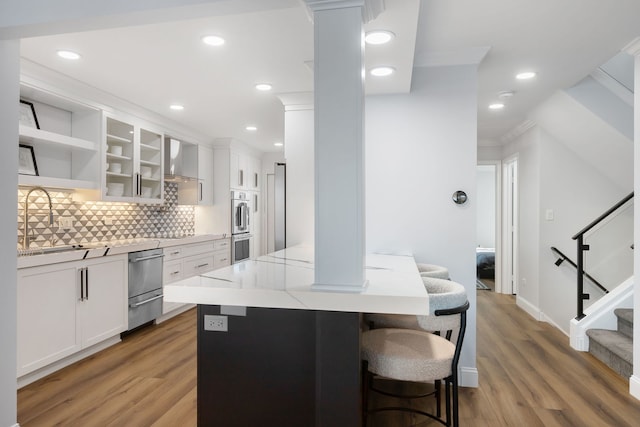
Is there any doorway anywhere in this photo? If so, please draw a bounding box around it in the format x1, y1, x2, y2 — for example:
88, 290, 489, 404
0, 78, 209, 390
502, 156, 518, 295
476, 162, 500, 292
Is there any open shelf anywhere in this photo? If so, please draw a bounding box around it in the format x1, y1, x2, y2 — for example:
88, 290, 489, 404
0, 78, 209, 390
106, 133, 132, 144
19, 125, 98, 152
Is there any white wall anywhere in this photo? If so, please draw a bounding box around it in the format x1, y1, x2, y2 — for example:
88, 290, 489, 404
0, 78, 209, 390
0, 39, 19, 427
476, 166, 496, 248
631, 53, 640, 400
366, 65, 478, 385
504, 124, 633, 333
283, 107, 314, 246
503, 127, 540, 310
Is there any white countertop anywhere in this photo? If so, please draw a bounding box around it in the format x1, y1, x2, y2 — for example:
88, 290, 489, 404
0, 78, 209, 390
164, 246, 429, 315
17, 234, 228, 269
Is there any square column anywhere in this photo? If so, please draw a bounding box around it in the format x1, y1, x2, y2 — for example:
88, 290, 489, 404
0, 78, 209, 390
309, 2, 366, 291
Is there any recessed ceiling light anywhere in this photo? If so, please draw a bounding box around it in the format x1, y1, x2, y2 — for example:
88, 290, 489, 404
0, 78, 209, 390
365, 30, 395, 45
57, 50, 81, 60
245, 125, 257, 131
202, 35, 225, 46
516, 71, 537, 80
255, 83, 272, 91
489, 103, 505, 110
370, 66, 395, 77
170, 104, 184, 111
274, 142, 283, 147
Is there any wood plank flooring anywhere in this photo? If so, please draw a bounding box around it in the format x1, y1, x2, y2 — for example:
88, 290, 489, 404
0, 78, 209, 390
18, 291, 640, 426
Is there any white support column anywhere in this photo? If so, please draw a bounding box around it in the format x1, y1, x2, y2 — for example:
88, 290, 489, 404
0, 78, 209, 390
0, 39, 20, 427
624, 37, 640, 400
306, 0, 367, 292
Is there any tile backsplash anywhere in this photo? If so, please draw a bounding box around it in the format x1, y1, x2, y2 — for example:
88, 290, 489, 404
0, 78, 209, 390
18, 182, 195, 249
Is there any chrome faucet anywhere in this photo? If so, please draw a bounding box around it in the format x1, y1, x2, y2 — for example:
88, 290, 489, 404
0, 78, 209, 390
23, 186, 54, 249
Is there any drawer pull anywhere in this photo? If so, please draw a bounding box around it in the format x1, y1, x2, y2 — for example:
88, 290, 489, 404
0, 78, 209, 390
171, 270, 180, 275
171, 251, 180, 255
196, 263, 210, 268
220, 258, 228, 262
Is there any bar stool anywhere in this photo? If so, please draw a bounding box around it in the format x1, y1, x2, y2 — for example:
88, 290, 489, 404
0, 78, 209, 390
416, 263, 450, 280
361, 279, 468, 427
364, 277, 465, 332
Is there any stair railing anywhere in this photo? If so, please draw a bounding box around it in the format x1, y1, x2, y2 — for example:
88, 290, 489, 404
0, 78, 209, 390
571, 192, 634, 320
550, 246, 608, 294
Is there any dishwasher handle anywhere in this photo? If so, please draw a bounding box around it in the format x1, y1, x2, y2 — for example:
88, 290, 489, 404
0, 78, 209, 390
129, 294, 163, 308
130, 253, 165, 263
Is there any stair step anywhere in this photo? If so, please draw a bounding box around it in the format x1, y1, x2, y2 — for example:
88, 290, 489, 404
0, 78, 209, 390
614, 308, 634, 339
586, 329, 633, 378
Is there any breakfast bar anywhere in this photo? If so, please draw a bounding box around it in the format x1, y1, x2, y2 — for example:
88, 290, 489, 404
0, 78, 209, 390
164, 246, 428, 426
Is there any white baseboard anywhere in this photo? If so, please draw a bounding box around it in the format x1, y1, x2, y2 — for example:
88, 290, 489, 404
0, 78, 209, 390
630, 374, 640, 400
17, 336, 121, 388
540, 312, 569, 336
459, 366, 478, 388
516, 295, 541, 321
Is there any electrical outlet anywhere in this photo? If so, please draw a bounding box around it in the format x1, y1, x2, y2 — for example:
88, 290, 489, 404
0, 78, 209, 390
204, 315, 228, 332
58, 216, 74, 230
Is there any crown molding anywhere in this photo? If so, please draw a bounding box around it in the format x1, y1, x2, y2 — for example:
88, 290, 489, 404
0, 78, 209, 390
622, 36, 640, 56
277, 92, 314, 110
500, 119, 536, 145
590, 68, 633, 107
302, 0, 384, 23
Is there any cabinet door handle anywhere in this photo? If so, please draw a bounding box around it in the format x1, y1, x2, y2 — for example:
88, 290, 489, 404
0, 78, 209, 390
85, 268, 89, 300
239, 169, 244, 186
171, 251, 180, 255
80, 267, 85, 301
254, 172, 258, 188
199, 182, 203, 202
254, 194, 258, 212
170, 270, 180, 275
196, 263, 210, 268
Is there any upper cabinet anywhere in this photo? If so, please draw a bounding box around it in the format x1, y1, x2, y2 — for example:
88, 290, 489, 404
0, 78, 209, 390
198, 145, 214, 205
18, 82, 101, 190
229, 150, 260, 192
103, 114, 164, 204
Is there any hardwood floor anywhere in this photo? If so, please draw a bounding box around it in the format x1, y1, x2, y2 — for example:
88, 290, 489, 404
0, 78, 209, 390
18, 291, 640, 426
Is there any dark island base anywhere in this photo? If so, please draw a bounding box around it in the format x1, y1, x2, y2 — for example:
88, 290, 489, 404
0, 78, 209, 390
197, 305, 361, 426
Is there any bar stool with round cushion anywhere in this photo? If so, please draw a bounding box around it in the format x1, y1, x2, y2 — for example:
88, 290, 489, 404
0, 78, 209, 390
364, 277, 466, 333
416, 263, 450, 280
361, 279, 468, 427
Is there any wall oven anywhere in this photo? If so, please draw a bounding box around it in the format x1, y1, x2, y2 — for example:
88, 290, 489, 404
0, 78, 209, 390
232, 191, 250, 235
232, 233, 252, 264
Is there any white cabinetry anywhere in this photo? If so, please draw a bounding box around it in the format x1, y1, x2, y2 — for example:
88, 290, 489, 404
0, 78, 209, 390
18, 82, 101, 190
17, 254, 127, 377
249, 191, 261, 258
198, 145, 214, 205
103, 114, 164, 203
162, 238, 230, 314
212, 144, 261, 236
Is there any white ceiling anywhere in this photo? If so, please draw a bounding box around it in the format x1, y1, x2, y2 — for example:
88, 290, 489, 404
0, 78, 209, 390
18, 0, 640, 151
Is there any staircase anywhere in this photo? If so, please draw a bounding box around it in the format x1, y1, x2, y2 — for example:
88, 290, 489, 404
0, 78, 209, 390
586, 309, 634, 378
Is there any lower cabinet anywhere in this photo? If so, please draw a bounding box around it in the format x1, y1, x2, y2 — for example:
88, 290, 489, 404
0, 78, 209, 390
17, 255, 128, 377
162, 238, 231, 315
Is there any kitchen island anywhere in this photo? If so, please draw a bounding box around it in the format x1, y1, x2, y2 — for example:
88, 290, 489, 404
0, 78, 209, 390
165, 246, 428, 426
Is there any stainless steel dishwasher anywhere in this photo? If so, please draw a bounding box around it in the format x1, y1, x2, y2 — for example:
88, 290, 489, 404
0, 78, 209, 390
127, 248, 164, 331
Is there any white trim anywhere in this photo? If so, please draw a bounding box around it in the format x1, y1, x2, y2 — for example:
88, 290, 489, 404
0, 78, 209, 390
516, 295, 541, 321
17, 336, 121, 388
590, 68, 634, 106
459, 366, 478, 388
569, 277, 634, 351
500, 120, 536, 145
501, 156, 518, 295
478, 161, 502, 295
540, 312, 569, 337
622, 36, 640, 57
630, 375, 640, 400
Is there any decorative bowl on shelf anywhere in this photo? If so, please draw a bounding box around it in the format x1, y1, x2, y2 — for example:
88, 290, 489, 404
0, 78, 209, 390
140, 166, 152, 178
109, 162, 122, 174
107, 182, 125, 197
110, 145, 123, 156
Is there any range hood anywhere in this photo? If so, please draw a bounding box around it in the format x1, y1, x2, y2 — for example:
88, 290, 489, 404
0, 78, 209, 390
164, 137, 197, 182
